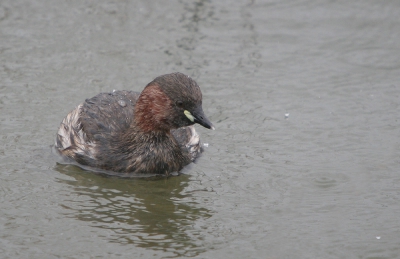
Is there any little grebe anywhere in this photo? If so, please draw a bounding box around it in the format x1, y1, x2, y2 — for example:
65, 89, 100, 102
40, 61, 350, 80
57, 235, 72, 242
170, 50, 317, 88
55, 72, 214, 175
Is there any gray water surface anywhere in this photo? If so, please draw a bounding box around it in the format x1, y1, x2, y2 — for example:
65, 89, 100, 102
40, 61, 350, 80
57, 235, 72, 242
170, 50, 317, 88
1, 0, 400, 258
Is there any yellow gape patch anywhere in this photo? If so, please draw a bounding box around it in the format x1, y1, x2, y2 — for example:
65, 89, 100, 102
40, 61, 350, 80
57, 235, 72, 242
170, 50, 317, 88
184, 110, 195, 122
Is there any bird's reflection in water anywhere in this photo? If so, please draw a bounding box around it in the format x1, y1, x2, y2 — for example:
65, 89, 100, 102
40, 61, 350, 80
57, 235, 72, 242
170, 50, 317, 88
55, 164, 212, 257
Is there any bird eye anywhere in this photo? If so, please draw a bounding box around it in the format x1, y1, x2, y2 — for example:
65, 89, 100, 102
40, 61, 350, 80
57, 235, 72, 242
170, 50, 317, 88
176, 100, 183, 108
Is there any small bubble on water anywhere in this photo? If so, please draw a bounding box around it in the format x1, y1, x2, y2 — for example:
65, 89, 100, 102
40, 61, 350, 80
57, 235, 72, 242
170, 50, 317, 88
118, 100, 126, 107
113, 89, 116, 93
285, 113, 290, 119
376, 236, 381, 240
203, 143, 209, 147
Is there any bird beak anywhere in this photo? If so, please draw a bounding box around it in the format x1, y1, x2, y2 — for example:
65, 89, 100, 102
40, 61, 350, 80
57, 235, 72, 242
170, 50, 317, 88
184, 106, 215, 130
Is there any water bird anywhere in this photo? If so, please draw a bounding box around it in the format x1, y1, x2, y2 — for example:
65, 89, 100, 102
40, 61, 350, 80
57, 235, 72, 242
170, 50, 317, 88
54, 72, 214, 176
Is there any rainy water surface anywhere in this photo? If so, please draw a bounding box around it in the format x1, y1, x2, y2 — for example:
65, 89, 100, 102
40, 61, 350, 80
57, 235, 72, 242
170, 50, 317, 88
1, 0, 400, 258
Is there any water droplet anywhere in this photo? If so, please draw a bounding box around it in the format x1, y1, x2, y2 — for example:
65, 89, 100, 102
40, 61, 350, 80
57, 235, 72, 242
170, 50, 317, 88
203, 143, 209, 147
118, 100, 126, 107
285, 113, 289, 119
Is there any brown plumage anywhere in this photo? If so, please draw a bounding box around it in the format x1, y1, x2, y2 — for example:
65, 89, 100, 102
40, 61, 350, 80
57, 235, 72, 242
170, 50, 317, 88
55, 72, 214, 176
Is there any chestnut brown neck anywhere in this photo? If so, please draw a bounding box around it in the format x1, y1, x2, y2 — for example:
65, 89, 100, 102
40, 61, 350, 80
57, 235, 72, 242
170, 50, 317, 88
134, 83, 173, 132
